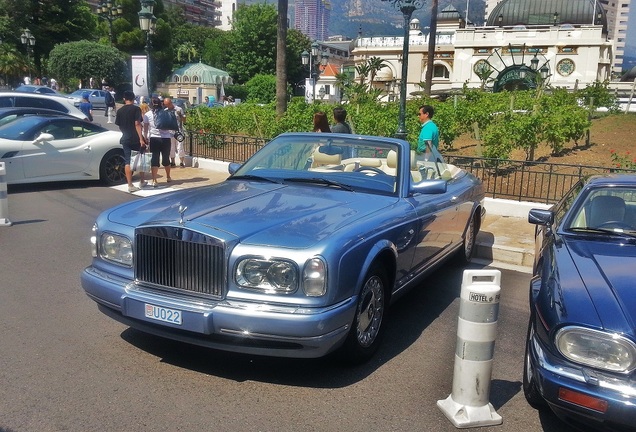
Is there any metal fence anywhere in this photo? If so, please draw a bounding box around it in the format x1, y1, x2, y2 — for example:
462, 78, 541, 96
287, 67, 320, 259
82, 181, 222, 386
184, 132, 636, 204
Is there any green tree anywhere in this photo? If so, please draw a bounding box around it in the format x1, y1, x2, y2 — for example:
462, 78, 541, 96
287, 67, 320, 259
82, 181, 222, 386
355, 62, 371, 85
226, 3, 278, 84
0, 0, 95, 76
246, 74, 277, 104
0, 43, 30, 86
367, 56, 388, 89
48, 41, 128, 89
176, 42, 198, 63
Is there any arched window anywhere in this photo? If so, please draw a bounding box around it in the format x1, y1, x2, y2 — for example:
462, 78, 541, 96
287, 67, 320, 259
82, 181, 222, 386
183, 76, 190, 83
173, 75, 180, 83
192, 75, 199, 83
433, 64, 450, 79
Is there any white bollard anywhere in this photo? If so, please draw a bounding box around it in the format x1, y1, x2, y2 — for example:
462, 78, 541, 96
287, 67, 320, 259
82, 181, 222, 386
0, 162, 12, 226
437, 269, 502, 428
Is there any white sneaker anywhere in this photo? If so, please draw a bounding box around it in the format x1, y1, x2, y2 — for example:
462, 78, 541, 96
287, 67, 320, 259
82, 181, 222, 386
139, 180, 148, 188
152, 181, 158, 188
128, 185, 140, 193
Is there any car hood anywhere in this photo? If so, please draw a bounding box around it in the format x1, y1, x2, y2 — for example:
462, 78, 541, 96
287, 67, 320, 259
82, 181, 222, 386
564, 237, 636, 333
108, 180, 398, 248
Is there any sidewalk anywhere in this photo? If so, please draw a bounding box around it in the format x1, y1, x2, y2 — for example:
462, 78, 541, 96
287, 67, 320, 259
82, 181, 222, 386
118, 160, 541, 273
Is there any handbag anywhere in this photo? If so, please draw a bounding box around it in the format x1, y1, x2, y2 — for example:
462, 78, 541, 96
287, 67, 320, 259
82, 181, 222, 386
131, 150, 151, 173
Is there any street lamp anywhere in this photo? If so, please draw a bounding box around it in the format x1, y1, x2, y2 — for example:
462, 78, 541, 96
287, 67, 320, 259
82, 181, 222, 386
301, 41, 329, 103
381, 0, 425, 140
20, 28, 35, 80
138, 0, 156, 98
97, 1, 122, 45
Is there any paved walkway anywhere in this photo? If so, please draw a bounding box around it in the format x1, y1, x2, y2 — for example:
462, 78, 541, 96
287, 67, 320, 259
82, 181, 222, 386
117, 162, 536, 273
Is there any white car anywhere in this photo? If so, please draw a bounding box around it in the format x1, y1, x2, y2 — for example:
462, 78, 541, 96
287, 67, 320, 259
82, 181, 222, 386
0, 114, 125, 185
0, 92, 88, 120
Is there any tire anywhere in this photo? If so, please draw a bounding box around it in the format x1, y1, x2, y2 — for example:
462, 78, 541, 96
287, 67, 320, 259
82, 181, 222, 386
523, 318, 546, 408
99, 149, 126, 186
456, 211, 478, 265
339, 264, 388, 364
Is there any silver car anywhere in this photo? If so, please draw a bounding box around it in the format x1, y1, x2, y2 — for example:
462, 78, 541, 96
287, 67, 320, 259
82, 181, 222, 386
67, 89, 109, 110
0, 92, 88, 121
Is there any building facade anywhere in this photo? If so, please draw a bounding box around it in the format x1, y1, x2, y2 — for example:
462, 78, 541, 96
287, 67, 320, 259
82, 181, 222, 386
352, 1, 613, 100
295, 0, 331, 42
485, 0, 630, 73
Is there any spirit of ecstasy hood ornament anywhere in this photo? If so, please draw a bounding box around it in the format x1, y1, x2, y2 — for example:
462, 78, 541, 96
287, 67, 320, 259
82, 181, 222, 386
178, 205, 188, 225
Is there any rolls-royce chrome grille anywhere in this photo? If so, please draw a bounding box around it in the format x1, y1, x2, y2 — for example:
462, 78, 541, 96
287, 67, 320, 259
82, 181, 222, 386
134, 228, 225, 298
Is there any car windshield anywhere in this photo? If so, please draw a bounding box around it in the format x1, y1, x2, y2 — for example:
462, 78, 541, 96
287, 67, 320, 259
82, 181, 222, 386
0, 116, 44, 139
231, 134, 401, 195
565, 186, 636, 234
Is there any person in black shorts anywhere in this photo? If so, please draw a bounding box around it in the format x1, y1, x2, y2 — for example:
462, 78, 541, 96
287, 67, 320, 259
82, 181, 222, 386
115, 91, 147, 192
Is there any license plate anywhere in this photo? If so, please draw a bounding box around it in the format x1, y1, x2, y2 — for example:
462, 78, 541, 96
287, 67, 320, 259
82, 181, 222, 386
144, 304, 182, 325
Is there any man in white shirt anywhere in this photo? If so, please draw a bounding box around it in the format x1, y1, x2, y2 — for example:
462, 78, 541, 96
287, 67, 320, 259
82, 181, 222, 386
163, 97, 186, 167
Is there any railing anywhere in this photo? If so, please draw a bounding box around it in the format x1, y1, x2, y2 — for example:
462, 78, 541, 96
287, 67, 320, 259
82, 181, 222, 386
184, 132, 636, 204
445, 155, 636, 204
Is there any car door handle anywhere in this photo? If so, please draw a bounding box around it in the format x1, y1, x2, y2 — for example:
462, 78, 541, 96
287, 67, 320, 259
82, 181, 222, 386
84, 146, 91, 152
451, 196, 458, 202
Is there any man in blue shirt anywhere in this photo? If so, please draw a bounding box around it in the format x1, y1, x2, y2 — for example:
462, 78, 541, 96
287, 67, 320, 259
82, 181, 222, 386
417, 105, 440, 152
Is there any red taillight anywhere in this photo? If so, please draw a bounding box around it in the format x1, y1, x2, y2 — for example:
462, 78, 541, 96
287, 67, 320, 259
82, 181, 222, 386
558, 388, 608, 413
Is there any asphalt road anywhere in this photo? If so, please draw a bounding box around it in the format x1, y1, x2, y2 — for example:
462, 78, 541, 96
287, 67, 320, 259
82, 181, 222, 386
0, 182, 577, 432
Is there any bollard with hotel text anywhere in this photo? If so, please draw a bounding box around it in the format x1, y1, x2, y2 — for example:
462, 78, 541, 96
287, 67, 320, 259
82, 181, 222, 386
437, 269, 502, 428
0, 162, 12, 226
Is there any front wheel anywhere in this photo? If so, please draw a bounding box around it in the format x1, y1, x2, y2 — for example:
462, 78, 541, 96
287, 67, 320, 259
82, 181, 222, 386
523, 319, 546, 407
456, 212, 478, 265
99, 149, 126, 186
339, 264, 387, 364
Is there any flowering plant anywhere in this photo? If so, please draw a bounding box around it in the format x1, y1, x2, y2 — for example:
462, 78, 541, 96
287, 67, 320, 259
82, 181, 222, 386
610, 150, 636, 170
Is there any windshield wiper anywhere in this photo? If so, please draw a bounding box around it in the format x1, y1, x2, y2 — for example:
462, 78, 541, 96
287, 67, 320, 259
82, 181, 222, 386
229, 174, 281, 184
283, 177, 355, 191
567, 227, 636, 238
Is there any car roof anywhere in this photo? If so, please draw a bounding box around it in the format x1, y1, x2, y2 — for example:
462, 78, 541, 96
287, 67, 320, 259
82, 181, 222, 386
0, 107, 76, 117
0, 113, 108, 129
0, 91, 74, 100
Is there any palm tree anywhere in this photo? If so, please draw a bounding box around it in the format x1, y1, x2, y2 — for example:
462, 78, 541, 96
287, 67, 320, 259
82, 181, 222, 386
334, 71, 353, 102
0, 45, 30, 87
355, 62, 371, 85
176, 42, 198, 63
367, 56, 388, 90
276, 0, 288, 117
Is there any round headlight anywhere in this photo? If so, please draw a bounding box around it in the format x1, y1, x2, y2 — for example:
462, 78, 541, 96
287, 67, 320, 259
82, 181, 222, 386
99, 232, 133, 266
268, 261, 297, 291
556, 326, 636, 373
242, 259, 267, 285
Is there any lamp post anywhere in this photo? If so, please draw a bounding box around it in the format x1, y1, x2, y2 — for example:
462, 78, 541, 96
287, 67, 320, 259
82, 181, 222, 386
301, 41, 329, 103
138, 0, 156, 98
381, 0, 426, 140
97, 1, 122, 45
20, 28, 35, 80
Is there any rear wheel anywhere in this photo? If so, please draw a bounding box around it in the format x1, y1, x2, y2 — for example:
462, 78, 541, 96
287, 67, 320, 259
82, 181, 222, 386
339, 264, 388, 364
99, 149, 126, 186
523, 319, 546, 407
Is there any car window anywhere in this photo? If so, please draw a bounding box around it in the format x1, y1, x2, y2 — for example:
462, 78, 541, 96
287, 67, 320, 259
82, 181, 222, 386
566, 186, 636, 229
0, 97, 14, 108
40, 121, 77, 140
15, 96, 68, 114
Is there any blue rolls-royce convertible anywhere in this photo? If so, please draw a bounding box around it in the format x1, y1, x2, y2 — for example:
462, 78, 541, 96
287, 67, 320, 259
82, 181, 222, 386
525, 175, 636, 430
81, 133, 484, 363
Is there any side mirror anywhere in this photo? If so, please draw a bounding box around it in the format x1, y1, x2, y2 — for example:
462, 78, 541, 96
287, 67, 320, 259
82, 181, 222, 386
528, 208, 554, 226
228, 162, 241, 175
410, 179, 447, 195
33, 133, 54, 144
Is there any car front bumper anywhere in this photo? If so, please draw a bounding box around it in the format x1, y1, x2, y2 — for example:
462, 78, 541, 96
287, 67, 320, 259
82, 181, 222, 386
529, 330, 636, 431
81, 266, 356, 358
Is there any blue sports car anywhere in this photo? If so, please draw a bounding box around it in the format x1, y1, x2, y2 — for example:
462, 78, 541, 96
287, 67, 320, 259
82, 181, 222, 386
81, 133, 484, 363
526, 175, 636, 430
